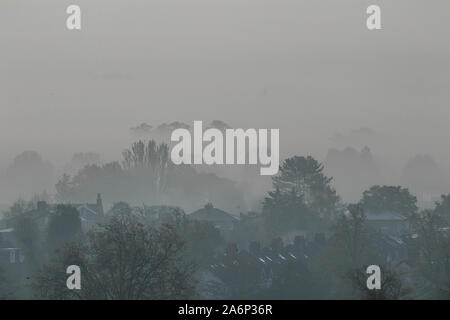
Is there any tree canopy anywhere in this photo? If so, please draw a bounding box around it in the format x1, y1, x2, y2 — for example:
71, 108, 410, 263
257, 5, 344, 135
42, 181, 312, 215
360, 185, 418, 217
33, 211, 195, 300
271, 156, 340, 220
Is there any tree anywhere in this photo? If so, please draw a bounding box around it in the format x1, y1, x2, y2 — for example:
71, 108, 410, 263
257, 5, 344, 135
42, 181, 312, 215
2, 151, 54, 200
360, 185, 418, 217
121, 140, 170, 172
47, 205, 82, 252
349, 266, 410, 300
122, 140, 146, 169
272, 156, 339, 219
434, 194, 450, 217
108, 201, 133, 216
109, 203, 222, 268
122, 140, 171, 193
13, 214, 40, 269
54, 140, 246, 215
331, 204, 376, 270
3, 193, 51, 222
317, 204, 386, 298
55, 162, 127, 204
55, 174, 72, 203
3, 198, 34, 221
33, 211, 195, 299
0, 264, 12, 299
262, 259, 318, 299
262, 188, 313, 237
177, 219, 223, 268
409, 210, 450, 298
136, 204, 224, 268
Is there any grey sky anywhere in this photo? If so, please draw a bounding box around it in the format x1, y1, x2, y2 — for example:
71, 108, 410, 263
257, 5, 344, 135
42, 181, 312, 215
1, 0, 449, 168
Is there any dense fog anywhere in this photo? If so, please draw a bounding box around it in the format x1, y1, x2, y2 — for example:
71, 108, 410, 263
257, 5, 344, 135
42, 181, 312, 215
0, 1, 449, 300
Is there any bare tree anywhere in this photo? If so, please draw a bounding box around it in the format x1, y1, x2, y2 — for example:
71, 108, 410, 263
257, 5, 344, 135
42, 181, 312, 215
349, 266, 411, 300
122, 140, 172, 193
33, 211, 195, 300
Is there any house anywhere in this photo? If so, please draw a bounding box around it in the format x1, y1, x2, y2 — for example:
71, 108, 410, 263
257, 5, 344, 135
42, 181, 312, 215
365, 211, 409, 236
5, 194, 104, 232
0, 228, 16, 248
137, 205, 185, 226
0, 228, 24, 266
372, 232, 409, 264
189, 203, 238, 232
208, 235, 326, 297
73, 194, 104, 218
70, 193, 104, 231
0, 248, 25, 265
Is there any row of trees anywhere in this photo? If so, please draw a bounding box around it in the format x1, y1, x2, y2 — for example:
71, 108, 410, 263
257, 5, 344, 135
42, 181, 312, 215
261, 155, 422, 238
1, 198, 227, 299
54, 140, 246, 214
242, 156, 448, 298
2, 151, 449, 299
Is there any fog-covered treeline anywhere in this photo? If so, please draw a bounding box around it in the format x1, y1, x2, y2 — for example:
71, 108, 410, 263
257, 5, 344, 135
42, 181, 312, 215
1, 140, 449, 300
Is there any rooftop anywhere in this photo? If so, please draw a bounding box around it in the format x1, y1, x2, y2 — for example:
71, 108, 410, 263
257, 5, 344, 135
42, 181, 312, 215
189, 203, 238, 223
365, 211, 407, 221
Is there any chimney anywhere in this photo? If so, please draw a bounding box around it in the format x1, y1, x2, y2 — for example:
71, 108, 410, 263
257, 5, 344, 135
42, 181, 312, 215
294, 235, 306, 251
205, 202, 214, 210
96, 193, 104, 216
271, 237, 284, 252
249, 241, 261, 256
226, 243, 238, 260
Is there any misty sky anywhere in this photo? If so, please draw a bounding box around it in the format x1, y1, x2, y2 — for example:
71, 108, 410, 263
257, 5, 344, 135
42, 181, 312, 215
1, 0, 450, 169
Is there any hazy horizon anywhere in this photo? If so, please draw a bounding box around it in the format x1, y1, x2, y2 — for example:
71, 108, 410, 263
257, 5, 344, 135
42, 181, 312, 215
1, 0, 450, 207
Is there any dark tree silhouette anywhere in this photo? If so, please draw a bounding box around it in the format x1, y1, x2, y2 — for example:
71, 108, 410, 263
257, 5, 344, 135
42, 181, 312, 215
331, 204, 375, 269
262, 188, 312, 237
349, 266, 410, 300
3, 199, 30, 221
409, 210, 450, 298
272, 156, 339, 219
13, 214, 40, 269
47, 205, 82, 252
121, 140, 171, 193
0, 265, 9, 299
434, 194, 450, 217
360, 185, 418, 217
33, 211, 195, 300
